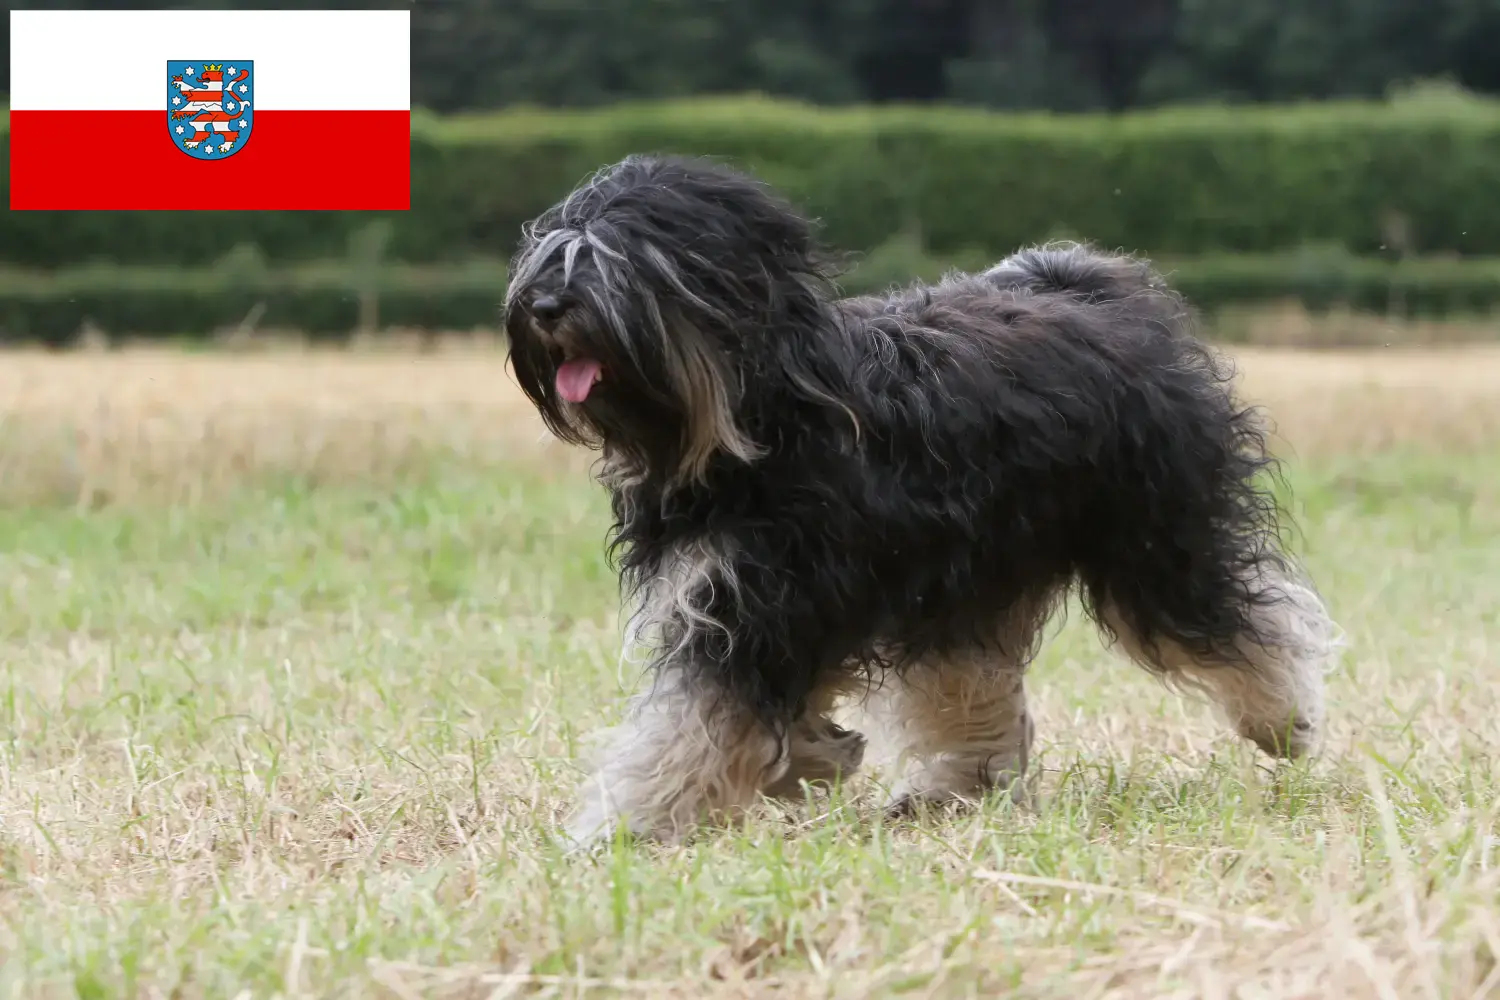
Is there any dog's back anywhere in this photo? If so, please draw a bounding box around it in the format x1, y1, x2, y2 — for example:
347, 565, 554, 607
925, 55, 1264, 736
981, 243, 1192, 332
982, 242, 1165, 299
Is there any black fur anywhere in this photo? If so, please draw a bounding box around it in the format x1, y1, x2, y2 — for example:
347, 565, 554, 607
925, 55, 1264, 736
504, 155, 1322, 795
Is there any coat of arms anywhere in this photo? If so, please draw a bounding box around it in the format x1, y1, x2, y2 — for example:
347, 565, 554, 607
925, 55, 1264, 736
168, 60, 254, 159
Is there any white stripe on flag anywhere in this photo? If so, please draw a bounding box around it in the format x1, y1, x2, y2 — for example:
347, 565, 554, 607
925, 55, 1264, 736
9, 10, 410, 111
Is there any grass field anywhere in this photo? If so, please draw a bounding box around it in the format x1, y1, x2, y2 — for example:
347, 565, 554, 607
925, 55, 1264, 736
1, 342, 1498, 998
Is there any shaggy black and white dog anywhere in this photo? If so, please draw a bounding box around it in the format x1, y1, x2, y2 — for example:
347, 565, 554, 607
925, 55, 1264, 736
503, 154, 1340, 849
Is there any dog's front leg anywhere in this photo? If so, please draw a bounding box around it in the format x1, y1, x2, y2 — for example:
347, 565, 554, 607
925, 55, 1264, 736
563, 537, 862, 850
564, 660, 782, 850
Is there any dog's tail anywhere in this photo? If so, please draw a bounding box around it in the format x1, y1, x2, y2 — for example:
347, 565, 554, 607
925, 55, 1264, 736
982, 241, 1186, 320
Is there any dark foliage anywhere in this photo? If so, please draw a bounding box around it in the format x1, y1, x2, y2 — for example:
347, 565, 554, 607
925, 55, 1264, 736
6, 0, 1499, 113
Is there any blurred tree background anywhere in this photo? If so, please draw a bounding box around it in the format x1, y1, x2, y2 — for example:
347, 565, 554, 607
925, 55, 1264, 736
5, 0, 1500, 343
8, 0, 1498, 113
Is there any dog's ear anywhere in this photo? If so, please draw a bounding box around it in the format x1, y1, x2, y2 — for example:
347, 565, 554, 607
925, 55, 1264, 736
663, 328, 766, 486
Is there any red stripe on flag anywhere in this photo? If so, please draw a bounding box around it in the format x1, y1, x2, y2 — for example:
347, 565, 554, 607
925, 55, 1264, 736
9, 109, 411, 210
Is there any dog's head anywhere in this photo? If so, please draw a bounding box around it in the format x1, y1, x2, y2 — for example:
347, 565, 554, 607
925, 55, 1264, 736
503, 155, 833, 485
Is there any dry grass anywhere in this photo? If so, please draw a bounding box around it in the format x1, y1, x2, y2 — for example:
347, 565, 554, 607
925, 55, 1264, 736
0, 340, 1497, 998
1210, 302, 1500, 350
0, 339, 587, 508
2, 338, 1500, 507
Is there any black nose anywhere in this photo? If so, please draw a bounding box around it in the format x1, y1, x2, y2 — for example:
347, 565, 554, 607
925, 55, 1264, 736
530, 294, 568, 324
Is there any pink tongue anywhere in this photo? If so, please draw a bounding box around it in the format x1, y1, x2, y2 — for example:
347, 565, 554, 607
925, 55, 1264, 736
555, 358, 603, 402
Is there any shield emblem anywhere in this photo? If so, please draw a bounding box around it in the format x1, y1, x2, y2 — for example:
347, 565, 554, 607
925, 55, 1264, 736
167, 60, 254, 159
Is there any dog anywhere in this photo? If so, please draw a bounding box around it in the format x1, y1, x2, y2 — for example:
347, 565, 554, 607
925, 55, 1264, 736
502, 154, 1340, 850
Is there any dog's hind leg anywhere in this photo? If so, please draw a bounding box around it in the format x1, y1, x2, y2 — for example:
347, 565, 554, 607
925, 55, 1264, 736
859, 648, 1035, 816
1097, 561, 1340, 759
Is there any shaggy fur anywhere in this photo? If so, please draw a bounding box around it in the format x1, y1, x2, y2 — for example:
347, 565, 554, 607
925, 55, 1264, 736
502, 154, 1341, 849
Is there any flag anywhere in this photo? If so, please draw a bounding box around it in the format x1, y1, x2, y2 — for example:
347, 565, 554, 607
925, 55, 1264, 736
8, 9, 411, 211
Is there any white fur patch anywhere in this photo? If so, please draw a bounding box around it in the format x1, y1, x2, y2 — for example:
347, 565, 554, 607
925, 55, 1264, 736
1102, 565, 1344, 758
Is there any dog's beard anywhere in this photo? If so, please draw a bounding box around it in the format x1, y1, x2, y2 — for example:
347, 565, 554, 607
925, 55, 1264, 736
506, 287, 764, 487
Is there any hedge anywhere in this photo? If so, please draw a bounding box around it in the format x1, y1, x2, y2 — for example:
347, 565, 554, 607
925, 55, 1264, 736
0, 258, 510, 343
4, 249, 1500, 346
6, 92, 1500, 268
